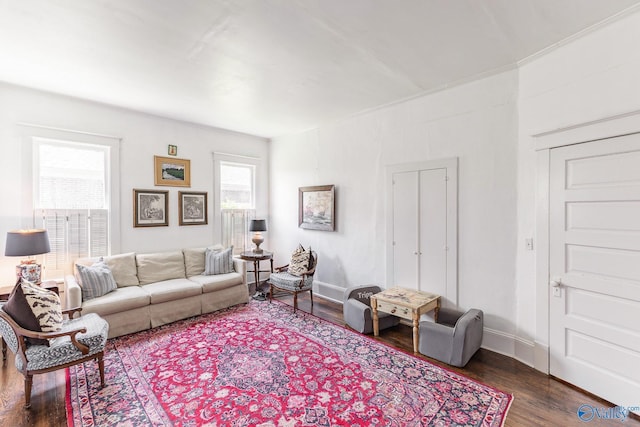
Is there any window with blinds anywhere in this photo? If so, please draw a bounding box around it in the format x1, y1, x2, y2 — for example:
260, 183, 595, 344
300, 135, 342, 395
220, 161, 255, 254
33, 139, 110, 279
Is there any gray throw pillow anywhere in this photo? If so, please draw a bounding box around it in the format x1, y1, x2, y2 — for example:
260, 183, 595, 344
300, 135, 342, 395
77, 261, 117, 301
204, 246, 235, 275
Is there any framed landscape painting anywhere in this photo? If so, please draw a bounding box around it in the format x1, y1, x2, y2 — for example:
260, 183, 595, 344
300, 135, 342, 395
154, 155, 191, 187
134, 189, 169, 227
299, 185, 335, 231
178, 191, 208, 226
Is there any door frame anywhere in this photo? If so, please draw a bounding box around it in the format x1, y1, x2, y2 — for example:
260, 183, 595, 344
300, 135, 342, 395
533, 109, 640, 374
385, 157, 458, 306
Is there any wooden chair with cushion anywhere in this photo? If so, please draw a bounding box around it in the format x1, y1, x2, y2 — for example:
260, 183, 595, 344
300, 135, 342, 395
0, 304, 109, 408
269, 247, 317, 312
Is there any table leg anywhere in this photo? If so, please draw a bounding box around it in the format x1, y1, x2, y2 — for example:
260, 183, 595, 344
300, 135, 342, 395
372, 299, 379, 337
412, 311, 419, 353
253, 260, 260, 291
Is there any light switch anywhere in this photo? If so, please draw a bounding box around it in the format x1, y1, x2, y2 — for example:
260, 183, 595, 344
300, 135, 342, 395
526, 238, 534, 251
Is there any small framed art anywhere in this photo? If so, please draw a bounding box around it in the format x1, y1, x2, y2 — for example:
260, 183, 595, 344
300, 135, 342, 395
299, 185, 335, 231
178, 191, 208, 226
168, 144, 178, 156
154, 155, 191, 187
133, 189, 169, 227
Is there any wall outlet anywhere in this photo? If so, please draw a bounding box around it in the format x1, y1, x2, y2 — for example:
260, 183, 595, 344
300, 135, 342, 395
526, 238, 534, 251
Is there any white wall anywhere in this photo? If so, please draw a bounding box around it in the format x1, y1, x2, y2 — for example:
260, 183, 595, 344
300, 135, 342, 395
516, 10, 640, 366
0, 82, 269, 280
270, 70, 520, 338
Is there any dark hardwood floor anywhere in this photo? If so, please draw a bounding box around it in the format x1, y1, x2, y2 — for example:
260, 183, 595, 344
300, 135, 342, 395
1, 291, 638, 426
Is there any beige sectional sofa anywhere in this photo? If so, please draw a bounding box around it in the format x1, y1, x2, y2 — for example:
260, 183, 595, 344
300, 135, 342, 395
65, 246, 248, 338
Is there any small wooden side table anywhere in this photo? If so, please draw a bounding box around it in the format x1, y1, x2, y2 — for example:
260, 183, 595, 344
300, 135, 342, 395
0, 280, 60, 301
239, 251, 273, 300
371, 287, 440, 353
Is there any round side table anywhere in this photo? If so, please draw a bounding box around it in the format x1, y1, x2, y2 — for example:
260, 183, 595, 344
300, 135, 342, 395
239, 251, 273, 300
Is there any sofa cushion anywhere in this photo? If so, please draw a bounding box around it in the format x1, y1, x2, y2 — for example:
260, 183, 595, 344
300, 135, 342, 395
136, 251, 186, 285
77, 262, 117, 301
183, 245, 223, 277
81, 286, 150, 317
103, 253, 139, 287
204, 247, 234, 275
141, 278, 202, 305
189, 273, 243, 293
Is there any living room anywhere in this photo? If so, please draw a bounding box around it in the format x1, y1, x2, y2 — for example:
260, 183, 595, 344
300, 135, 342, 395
2, 1, 640, 426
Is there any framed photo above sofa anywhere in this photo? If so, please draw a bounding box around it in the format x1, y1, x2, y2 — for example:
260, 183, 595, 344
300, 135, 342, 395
154, 155, 191, 187
179, 191, 208, 226
133, 189, 169, 227
299, 185, 335, 231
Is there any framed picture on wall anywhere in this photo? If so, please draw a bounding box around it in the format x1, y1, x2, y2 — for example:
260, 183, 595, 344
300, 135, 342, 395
178, 191, 208, 226
299, 185, 335, 231
154, 155, 191, 187
133, 189, 169, 227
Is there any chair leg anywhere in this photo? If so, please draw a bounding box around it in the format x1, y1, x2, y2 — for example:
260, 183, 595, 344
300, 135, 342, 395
98, 353, 105, 387
1, 337, 6, 365
24, 374, 33, 409
269, 283, 273, 304
310, 289, 313, 307
293, 292, 298, 313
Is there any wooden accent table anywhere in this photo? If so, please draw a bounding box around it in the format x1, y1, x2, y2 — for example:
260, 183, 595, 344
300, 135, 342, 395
371, 287, 440, 353
0, 280, 60, 301
239, 251, 273, 299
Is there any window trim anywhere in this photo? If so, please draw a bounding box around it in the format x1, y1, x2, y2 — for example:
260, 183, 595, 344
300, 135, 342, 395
213, 152, 261, 244
20, 124, 121, 254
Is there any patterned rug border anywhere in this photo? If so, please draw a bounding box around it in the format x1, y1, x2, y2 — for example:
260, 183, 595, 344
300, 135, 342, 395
66, 299, 513, 426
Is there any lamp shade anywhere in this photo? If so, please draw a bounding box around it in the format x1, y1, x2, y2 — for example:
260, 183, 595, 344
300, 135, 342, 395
249, 219, 267, 232
5, 229, 51, 257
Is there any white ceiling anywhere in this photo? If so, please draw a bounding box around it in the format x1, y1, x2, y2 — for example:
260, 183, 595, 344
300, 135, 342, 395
1, 1, 639, 138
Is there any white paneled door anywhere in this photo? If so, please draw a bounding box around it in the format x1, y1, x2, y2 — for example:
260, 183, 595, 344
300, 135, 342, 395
391, 168, 447, 297
549, 133, 640, 412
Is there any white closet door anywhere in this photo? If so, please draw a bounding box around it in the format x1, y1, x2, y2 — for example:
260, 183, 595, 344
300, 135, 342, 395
392, 171, 419, 288
419, 168, 447, 295
550, 133, 640, 413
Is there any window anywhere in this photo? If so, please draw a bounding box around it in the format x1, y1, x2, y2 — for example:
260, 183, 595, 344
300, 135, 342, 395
214, 155, 258, 253
33, 138, 111, 279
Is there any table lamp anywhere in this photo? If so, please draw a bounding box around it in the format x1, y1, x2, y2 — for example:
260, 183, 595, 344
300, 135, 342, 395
5, 229, 51, 284
249, 219, 267, 253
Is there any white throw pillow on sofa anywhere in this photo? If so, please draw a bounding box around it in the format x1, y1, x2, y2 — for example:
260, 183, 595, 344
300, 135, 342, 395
204, 247, 234, 275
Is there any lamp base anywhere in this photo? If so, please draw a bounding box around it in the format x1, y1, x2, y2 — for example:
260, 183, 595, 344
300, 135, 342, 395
252, 234, 264, 254
16, 263, 42, 284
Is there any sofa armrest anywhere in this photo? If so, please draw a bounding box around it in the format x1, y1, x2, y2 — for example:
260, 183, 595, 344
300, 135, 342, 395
233, 257, 247, 285
65, 274, 82, 309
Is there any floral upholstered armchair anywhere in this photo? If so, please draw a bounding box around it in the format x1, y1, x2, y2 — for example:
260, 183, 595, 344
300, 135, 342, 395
0, 297, 108, 408
269, 245, 317, 312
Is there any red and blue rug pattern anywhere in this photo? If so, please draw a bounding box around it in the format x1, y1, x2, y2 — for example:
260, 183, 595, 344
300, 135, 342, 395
67, 300, 512, 426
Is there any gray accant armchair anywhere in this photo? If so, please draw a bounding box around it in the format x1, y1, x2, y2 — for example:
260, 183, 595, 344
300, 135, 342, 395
418, 307, 483, 367
343, 285, 400, 334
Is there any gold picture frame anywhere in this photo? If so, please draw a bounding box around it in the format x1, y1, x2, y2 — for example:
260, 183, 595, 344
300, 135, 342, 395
133, 189, 169, 227
154, 155, 191, 187
178, 191, 208, 226
299, 185, 335, 231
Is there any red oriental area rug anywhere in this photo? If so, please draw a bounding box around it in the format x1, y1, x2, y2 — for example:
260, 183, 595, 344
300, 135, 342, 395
66, 300, 512, 426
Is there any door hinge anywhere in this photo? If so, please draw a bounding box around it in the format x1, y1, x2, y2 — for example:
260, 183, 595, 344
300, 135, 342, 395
444, 175, 449, 181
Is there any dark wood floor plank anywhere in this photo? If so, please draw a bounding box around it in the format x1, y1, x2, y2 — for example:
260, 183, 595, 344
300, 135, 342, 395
1, 292, 637, 426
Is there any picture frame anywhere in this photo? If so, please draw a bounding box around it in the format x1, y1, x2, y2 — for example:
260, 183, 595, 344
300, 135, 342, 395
154, 155, 191, 187
168, 144, 178, 156
133, 189, 169, 227
298, 185, 335, 231
178, 191, 208, 226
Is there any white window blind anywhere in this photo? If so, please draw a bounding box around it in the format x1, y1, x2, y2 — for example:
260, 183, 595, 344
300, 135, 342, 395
221, 209, 255, 254
34, 138, 110, 279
